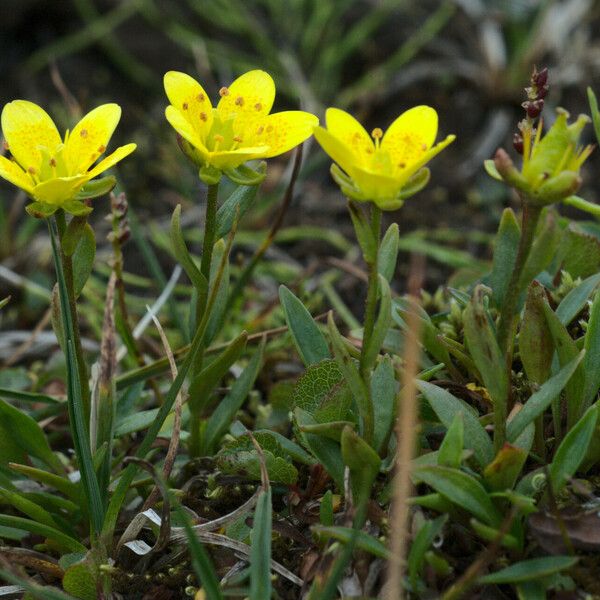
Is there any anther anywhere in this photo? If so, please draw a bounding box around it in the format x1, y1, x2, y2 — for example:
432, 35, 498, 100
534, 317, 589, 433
49, 158, 57, 167
235, 96, 244, 106
80, 129, 88, 138
200, 112, 208, 122
233, 136, 243, 143
255, 103, 262, 111
371, 128, 383, 140
28, 167, 36, 175
219, 87, 230, 97
213, 134, 224, 143
182, 102, 189, 110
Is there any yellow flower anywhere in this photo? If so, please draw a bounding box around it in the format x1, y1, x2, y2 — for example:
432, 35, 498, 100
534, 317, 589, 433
313, 107, 455, 210
0, 100, 136, 215
163, 70, 318, 184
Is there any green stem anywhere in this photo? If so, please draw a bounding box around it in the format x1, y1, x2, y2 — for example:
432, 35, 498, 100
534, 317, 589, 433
358, 204, 381, 444
190, 182, 219, 457
55, 210, 91, 427
496, 201, 542, 357
198, 182, 219, 315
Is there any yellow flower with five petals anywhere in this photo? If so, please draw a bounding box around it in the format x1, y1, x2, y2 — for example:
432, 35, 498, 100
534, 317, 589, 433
0, 100, 136, 216
164, 70, 318, 184
313, 106, 455, 210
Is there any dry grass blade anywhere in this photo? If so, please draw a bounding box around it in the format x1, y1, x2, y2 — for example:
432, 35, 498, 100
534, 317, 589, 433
141, 310, 184, 512
3, 307, 52, 367
385, 254, 425, 600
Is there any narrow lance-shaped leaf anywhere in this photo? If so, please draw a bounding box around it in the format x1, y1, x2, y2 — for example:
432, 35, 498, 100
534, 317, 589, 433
549, 404, 598, 493
362, 275, 392, 372
437, 412, 463, 469
378, 223, 399, 282
582, 288, 600, 411
490, 208, 520, 309
279, 285, 330, 366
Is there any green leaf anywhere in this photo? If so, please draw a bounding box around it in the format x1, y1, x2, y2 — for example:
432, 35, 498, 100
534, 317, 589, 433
408, 515, 447, 589
507, 352, 584, 442
518, 210, 560, 289
558, 224, 600, 279
371, 357, 397, 455
62, 200, 93, 217
549, 404, 598, 492
0, 488, 60, 530
484, 159, 502, 181
520, 282, 553, 384
0, 398, 62, 473
217, 433, 298, 484
313, 525, 390, 558
294, 408, 345, 489
362, 275, 392, 371
250, 488, 272, 600
9, 463, 79, 502
62, 216, 88, 257
279, 285, 330, 366
204, 238, 230, 345
378, 223, 399, 282
412, 465, 502, 527
490, 208, 520, 308
416, 380, 494, 467
62, 562, 96, 600
291, 359, 353, 425
483, 444, 527, 491
437, 413, 463, 469
320, 491, 334, 526
588, 86, 600, 144
25, 201, 60, 219
542, 299, 586, 426
0, 514, 86, 553
479, 556, 578, 584
556, 272, 600, 325
170, 204, 207, 295
216, 184, 259, 239
174, 504, 223, 600
464, 286, 509, 415
470, 518, 520, 550
203, 340, 265, 453
583, 288, 600, 410
340, 426, 381, 509
188, 331, 247, 415
75, 176, 116, 200
71, 224, 95, 297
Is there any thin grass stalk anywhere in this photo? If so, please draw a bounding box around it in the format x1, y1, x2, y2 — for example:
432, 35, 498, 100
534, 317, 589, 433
385, 255, 424, 600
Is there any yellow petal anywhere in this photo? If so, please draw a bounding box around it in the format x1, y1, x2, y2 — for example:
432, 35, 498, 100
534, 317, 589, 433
32, 175, 89, 205
87, 143, 137, 179
217, 70, 275, 120
395, 134, 455, 179
65, 104, 122, 174
165, 106, 209, 159
164, 71, 213, 139
313, 125, 357, 174
1, 100, 62, 171
325, 108, 373, 166
381, 106, 438, 169
350, 164, 403, 203
208, 146, 270, 169
252, 111, 318, 158
0, 155, 34, 193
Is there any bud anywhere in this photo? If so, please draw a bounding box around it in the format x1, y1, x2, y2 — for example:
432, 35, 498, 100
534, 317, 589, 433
513, 133, 524, 154
533, 67, 548, 88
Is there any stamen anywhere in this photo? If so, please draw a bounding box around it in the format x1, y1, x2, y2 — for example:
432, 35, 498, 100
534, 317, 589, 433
371, 128, 383, 149
219, 87, 230, 97
235, 96, 244, 106
232, 135, 243, 149
49, 158, 57, 167
213, 134, 224, 151
255, 102, 262, 111
28, 167, 36, 175
80, 129, 88, 138
200, 112, 208, 122
182, 102, 189, 110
